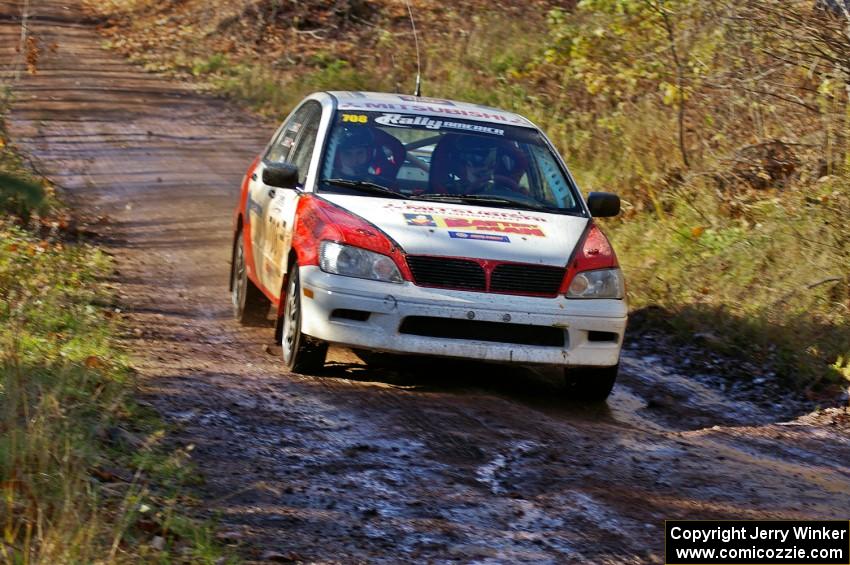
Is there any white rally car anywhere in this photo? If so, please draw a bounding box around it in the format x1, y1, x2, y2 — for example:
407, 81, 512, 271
230, 92, 626, 400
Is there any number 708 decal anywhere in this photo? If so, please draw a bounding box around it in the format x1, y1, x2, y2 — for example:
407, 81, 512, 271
341, 114, 368, 123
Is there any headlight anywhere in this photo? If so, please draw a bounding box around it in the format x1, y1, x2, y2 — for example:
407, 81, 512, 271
567, 268, 624, 299
319, 241, 403, 283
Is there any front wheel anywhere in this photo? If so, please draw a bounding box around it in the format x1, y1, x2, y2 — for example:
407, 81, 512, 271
281, 265, 327, 374
562, 364, 618, 402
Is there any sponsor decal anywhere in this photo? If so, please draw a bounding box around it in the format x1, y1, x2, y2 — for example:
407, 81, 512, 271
449, 231, 510, 243
385, 201, 546, 223
341, 113, 368, 123
398, 95, 455, 106
376, 113, 504, 136
403, 213, 544, 237
337, 101, 533, 126
404, 213, 437, 227
247, 195, 263, 217
444, 217, 545, 237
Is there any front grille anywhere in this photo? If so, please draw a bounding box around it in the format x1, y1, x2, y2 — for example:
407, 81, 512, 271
399, 316, 565, 347
405, 255, 566, 296
406, 256, 485, 291
491, 264, 566, 296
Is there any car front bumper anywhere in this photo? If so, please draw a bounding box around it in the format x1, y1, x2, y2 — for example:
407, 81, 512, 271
298, 266, 627, 367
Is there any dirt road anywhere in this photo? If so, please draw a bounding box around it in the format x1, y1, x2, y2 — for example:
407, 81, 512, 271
3, 1, 850, 562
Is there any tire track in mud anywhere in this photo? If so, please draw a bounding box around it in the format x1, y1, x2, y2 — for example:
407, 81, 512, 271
3, 2, 850, 562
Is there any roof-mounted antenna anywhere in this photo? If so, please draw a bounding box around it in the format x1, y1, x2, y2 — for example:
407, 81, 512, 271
404, 0, 422, 97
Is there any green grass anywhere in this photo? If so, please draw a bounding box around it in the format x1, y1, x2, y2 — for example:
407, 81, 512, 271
607, 180, 850, 388
197, 56, 382, 115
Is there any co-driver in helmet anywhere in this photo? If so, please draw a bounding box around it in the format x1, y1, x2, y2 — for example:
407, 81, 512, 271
449, 135, 503, 195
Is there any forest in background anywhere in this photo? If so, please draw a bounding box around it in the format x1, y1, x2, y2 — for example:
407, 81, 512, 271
86, 0, 850, 392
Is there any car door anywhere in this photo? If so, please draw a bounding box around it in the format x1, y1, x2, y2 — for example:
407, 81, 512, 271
259, 101, 322, 296
247, 102, 315, 291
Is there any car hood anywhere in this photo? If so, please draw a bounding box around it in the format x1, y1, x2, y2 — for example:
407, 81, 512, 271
320, 194, 589, 267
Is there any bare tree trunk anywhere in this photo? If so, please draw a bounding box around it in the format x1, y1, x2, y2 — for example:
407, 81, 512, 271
644, 0, 690, 168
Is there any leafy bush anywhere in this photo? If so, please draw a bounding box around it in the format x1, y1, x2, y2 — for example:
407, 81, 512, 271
0, 171, 45, 218
1, 100, 45, 218
191, 53, 227, 76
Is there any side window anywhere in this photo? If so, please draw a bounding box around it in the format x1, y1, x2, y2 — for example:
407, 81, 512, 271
289, 103, 322, 186
265, 103, 314, 164
529, 144, 576, 209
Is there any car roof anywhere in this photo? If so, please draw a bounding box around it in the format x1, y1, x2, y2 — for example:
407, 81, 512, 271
327, 91, 536, 129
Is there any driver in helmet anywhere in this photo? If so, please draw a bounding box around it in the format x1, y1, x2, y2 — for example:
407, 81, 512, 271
335, 127, 376, 180
450, 135, 500, 195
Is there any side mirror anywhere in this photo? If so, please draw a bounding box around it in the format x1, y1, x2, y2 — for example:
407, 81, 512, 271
262, 162, 299, 189
587, 192, 620, 217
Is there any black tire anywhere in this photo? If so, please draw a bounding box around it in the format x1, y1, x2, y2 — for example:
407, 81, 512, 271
351, 348, 377, 364
281, 265, 328, 374
562, 364, 618, 402
352, 349, 405, 369
231, 231, 270, 325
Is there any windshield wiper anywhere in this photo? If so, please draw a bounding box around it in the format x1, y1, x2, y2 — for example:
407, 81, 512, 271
410, 193, 553, 212
321, 178, 406, 199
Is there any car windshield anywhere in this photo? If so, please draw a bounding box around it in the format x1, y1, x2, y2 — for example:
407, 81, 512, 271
318, 110, 583, 214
